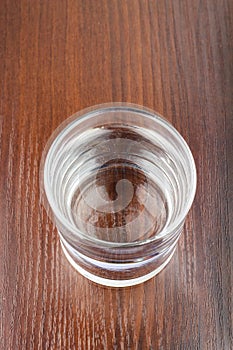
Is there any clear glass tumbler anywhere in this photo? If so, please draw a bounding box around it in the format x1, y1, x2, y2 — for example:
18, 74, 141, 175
40, 103, 197, 287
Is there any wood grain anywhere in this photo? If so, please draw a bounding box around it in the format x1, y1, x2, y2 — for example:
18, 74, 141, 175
0, 0, 232, 349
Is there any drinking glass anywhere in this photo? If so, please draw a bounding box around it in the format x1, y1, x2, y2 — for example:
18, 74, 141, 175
40, 103, 197, 287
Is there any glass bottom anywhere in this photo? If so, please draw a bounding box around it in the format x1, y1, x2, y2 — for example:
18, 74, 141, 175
60, 240, 176, 287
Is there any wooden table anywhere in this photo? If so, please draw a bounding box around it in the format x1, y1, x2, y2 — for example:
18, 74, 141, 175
1, 1, 232, 349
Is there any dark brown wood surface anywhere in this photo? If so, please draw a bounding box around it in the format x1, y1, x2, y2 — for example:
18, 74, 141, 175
0, 1, 232, 349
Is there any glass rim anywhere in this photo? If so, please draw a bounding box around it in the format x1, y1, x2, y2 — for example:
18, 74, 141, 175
40, 102, 197, 248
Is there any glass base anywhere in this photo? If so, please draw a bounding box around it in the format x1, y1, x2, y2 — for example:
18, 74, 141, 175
60, 241, 176, 287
